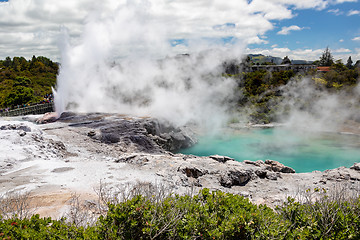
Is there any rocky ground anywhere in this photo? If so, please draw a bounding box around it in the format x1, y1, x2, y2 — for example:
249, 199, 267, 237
1, 112, 360, 219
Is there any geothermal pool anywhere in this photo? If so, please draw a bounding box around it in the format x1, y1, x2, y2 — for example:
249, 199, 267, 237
180, 128, 360, 173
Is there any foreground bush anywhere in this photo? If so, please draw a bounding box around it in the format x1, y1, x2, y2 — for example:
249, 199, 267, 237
0, 188, 360, 239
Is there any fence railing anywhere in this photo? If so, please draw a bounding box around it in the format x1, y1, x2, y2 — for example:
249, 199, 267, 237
0, 102, 54, 117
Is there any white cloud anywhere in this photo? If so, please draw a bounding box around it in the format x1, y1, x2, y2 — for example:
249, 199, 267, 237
333, 48, 351, 53
277, 25, 305, 35
348, 9, 360, 16
339, 39, 344, 42
352, 37, 360, 41
328, 8, 343, 15
333, 0, 358, 3
246, 46, 355, 62
0, 0, 357, 60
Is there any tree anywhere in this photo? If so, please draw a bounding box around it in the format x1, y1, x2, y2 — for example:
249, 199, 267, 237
281, 56, 291, 65
346, 56, 353, 69
319, 47, 334, 66
4, 86, 34, 107
3, 56, 11, 68
355, 60, 360, 69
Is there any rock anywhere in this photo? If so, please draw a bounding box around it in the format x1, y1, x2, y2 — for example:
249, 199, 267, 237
244, 160, 264, 167
255, 169, 267, 178
350, 163, 360, 171
265, 171, 280, 180
18, 130, 26, 137
51, 167, 74, 173
36, 112, 59, 124
116, 155, 149, 165
66, 115, 196, 153
115, 155, 137, 163
87, 131, 96, 137
219, 169, 252, 188
265, 159, 295, 173
322, 168, 352, 181
178, 165, 208, 178
209, 155, 235, 163
0, 124, 31, 132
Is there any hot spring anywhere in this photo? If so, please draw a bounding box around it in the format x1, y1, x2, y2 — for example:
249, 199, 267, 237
179, 127, 360, 173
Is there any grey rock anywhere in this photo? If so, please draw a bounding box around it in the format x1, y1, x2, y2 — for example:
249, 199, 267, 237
255, 169, 267, 178
209, 155, 235, 163
244, 160, 265, 167
265, 159, 295, 173
265, 171, 280, 180
1, 124, 31, 132
178, 165, 208, 178
18, 130, 26, 137
87, 131, 96, 137
219, 169, 252, 188
115, 155, 149, 165
322, 168, 352, 181
60, 113, 196, 153
51, 167, 74, 173
350, 163, 360, 171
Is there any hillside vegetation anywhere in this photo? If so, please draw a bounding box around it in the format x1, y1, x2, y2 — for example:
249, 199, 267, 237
225, 53, 360, 124
0, 56, 58, 109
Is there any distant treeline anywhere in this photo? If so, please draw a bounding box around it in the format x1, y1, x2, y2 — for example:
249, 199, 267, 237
0, 56, 58, 109
1, 52, 360, 123
223, 51, 360, 123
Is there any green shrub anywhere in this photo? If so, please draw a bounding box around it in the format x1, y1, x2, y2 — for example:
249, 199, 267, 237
1, 188, 360, 239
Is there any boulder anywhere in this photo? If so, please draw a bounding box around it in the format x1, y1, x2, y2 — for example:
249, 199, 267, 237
219, 169, 252, 188
210, 155, 235, 163
36, 112, 59, 124
178, 165, 208, 178
244, 160, 265, 167
350, 163, 360, 171
0, 124, 31, 132
18, 130, 26, 137
265, 159, 295, 173
265, 171, 280, 180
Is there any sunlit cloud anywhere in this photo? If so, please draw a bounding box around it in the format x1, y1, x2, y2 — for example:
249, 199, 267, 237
348, 9, 360, 16
328, 8, 343, 15
277, 25, 305, 35
246, 46, 355, 61
0, 0, 358, 60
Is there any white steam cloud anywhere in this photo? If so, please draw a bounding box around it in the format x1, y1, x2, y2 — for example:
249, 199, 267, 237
54, 3, 242, 128
276, 78, 360, 132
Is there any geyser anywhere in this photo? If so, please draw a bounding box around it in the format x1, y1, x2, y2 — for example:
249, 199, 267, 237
53, 1, 246, 129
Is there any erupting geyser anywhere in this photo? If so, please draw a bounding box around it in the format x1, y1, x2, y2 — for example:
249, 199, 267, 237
53, 2, 245, 129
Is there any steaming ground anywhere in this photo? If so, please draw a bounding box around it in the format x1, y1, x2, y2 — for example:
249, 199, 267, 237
1, 113, 360, 219
0, 116, 164, 218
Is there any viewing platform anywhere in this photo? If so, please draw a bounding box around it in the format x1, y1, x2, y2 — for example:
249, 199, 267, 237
0, 102, 54, 117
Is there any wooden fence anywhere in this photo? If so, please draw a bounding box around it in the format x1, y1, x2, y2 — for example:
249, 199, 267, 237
0, 102, 54, 117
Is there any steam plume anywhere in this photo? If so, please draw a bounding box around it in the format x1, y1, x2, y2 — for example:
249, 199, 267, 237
54, 2, 243, 128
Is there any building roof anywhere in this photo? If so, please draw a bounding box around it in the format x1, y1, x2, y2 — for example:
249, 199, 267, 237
317, 66, 331, 72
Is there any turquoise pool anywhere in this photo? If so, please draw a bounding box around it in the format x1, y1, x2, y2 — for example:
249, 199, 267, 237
179, 128, 360, 173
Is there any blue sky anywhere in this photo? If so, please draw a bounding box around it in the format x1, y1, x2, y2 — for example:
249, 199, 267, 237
273, 4, 359, 49
246, 1, 360, 61
0, 0, 359, 61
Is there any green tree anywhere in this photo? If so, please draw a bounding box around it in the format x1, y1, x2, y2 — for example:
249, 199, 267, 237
281, 56, 291, 65
4, 86, 34, 107
355, 60, 360, 69
319, 47, 334, 66
3, 56, 11, 68
346, 56, 353, 69
332, 59, 347, 72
